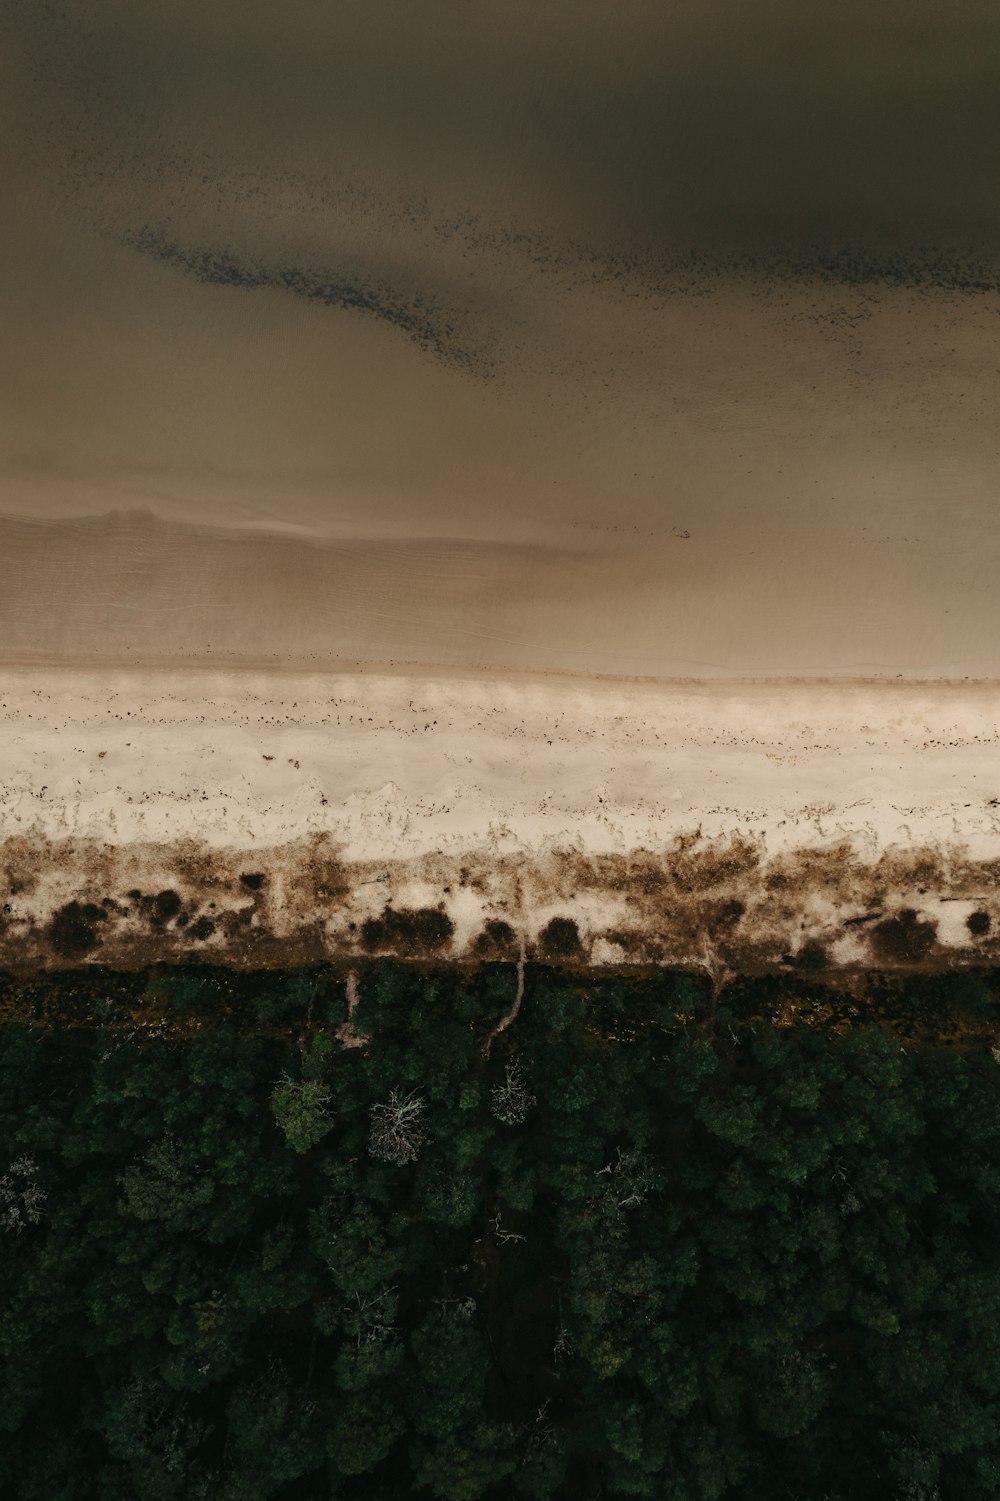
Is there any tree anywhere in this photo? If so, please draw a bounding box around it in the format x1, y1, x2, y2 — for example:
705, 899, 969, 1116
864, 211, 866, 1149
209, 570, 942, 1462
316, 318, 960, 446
221, 1360, 325, 1498
369, 1088, 427, 1165
270, 1076, 333, 1154
119, 1133, 214, 1230
95, 1377, 215, 1501
411, 1423, 515, 1501
328, 1394, 405, 1477
491, 1057, 537, 1125
0, 1154, 46, 1233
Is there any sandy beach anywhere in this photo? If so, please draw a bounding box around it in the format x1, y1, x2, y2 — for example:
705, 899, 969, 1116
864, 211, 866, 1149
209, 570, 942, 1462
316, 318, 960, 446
2, 667, 998, 971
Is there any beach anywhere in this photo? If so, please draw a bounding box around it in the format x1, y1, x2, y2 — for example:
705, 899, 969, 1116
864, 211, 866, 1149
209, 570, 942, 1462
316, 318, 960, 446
2, 667, 998, 971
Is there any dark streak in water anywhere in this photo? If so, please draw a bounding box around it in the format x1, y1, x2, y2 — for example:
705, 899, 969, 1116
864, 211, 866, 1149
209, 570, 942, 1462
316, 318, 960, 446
121, 225, 495, 378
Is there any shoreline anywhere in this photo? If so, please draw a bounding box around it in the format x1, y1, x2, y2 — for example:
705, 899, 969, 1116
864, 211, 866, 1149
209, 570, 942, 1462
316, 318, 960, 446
3, 657, 1000, 687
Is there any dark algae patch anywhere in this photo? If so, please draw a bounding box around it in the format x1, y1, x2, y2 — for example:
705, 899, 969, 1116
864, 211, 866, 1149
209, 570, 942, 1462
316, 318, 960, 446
2, 961, 1000, 1498
968, 909, 992, 937
124, 228, 495, 379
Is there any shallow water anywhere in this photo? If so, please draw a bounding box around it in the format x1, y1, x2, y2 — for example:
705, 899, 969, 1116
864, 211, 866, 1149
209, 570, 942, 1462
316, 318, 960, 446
2, 1, 999, 677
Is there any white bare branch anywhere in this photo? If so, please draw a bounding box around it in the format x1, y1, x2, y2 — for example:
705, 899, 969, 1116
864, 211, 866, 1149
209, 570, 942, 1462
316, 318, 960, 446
490, 1209, 526, 1245
0, 1154, 46, 1233
490, 1057, 536, 1125
368, 1088, 427, 1165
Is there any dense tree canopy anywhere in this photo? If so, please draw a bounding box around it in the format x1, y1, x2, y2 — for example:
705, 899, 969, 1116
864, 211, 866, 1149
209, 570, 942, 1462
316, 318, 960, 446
0, 962, 999, 1498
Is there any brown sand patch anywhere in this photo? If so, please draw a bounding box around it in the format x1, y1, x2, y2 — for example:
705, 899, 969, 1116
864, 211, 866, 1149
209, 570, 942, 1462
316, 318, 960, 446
0, 832, 997, 975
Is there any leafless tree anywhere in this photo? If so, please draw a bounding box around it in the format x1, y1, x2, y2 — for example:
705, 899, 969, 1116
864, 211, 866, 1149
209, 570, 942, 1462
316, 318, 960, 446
368, 1087, 427, 1165
553, 1319, 574, 1364
342, 1287, 398, 1346
433, 1295, 476, 1322
591, 1147, 663, 1233
551, 1282, 574, 1363
488, 1209, 526, 1245
0, 1154, 46, 1233
518, 1398, 559, 1454
490, 1057, 536, 1125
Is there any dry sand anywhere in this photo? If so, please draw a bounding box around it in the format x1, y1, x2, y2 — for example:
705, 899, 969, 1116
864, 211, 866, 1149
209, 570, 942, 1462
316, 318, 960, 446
2, 667, 998, 972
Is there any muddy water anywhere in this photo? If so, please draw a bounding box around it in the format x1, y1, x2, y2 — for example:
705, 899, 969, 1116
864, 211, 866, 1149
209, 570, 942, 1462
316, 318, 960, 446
3, 3, 1000, 677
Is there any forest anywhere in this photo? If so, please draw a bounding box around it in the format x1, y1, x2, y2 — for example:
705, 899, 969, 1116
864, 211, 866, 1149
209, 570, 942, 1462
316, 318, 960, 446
1, 961, 999, 1500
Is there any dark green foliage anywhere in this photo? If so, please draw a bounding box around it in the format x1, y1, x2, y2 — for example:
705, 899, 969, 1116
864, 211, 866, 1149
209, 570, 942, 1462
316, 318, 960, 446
796, 940, 828, 971
2, 965, 1000, 1498
270, 1076, 333, 1153
938, 970, 997, 1017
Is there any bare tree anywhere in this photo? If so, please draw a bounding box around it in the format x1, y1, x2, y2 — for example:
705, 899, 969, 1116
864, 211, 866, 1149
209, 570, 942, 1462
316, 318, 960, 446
517, 1398, 559, 1455
432, 1295, 477, 1322
476, 1209, 526, 1247
553, 1320, 574, 1363
490, 1057, 536, 1125
368, 1088, 427, 1165
0, 1155, 46, 1233
591, 1148, 663, 1234
342, 1287, 398, 1346
552, 1286, 574, 1364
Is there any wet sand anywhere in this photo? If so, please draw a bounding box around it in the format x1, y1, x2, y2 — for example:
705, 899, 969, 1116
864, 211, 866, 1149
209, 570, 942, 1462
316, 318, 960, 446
3, 260, 1000, 678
